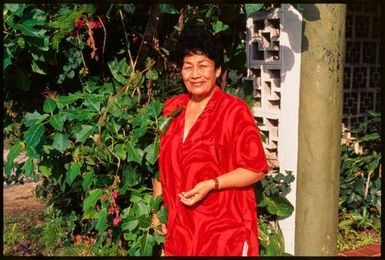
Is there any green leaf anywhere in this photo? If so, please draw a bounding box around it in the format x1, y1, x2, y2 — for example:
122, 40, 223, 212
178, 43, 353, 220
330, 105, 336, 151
49, 114, 65, 131
267, 195, 294, 218
38, 161, 53, 177
150, 195, 163, 212
31, 59, 47, 74
145, 69, 159, 80
82, 170, 95, 190
159, 4, 178, 14
5, 4, 26, 17
212, 20, 229, 34
358, 133, 380, 143
122, 165, 142, 188
23, 111, 48, 127
52, 133, 69, 153
157, 207, 168, 223
21, 159, 34, 177
83, 189, 103, 215
144, 141, 160, 165
126, 142, 144, 164
107, 58, 130, 85
66, 162, 81, 186
121, 216, 139, 232
24, 123, 45, 148
83, 95, 102, 112
75, 125, 95, 143
58, 93, 83, 106
43, 99, 57, 114
139, 233, 155, 256
95, 208, 108, 234
147, 100, 162, 119
5, 141, 22, 177
245, 4, 265, 17
114, 143, 127, 161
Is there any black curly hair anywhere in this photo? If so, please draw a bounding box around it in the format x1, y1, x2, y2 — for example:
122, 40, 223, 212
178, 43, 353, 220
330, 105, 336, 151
174, 25, 224, 69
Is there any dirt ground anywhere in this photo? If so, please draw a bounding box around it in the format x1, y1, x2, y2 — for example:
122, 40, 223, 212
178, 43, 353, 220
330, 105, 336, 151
3, 182, 44, 215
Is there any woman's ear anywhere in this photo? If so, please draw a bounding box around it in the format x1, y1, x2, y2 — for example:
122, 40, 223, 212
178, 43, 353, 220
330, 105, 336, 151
215, 67, 222, 78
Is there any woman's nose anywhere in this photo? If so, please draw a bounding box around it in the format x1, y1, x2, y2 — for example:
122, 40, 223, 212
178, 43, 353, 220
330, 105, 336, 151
191, 66, 200, 78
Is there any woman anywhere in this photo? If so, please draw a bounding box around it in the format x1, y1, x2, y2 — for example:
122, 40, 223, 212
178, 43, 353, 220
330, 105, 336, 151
152, 26, 268, 256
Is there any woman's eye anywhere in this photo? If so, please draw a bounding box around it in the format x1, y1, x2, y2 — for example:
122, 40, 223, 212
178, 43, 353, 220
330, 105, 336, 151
182, 66, 192, 70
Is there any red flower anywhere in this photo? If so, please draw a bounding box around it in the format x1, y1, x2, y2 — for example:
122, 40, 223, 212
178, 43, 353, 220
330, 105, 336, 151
113, 216, 122, 227
88, 21, 102, 30
108, 205, 116, 215
112, 191, 118, 200
100, 194, 108, 201
74, 19, 84, 29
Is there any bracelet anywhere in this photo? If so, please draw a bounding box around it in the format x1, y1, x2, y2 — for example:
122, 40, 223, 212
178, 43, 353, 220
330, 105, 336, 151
212, 178, 219, 190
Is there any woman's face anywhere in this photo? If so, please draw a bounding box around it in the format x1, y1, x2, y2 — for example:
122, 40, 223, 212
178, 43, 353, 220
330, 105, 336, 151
181, 53, 221, 100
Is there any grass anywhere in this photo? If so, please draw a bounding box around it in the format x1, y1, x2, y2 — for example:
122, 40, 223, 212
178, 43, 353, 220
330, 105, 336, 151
3, 209, 93, 256
337, 228, 381, 251
3, 210, 46, 256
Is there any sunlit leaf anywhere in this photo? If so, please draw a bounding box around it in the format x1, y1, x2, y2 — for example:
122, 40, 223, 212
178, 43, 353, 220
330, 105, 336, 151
52, 133, 69, 153
66, 162, 81, 186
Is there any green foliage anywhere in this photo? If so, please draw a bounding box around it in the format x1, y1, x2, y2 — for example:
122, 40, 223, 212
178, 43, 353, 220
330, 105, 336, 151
256, 171, 295, 255
49, 5, 96, 50
4, 3, 295, 256
339, 111, 381, 215
338, 111, 381, 250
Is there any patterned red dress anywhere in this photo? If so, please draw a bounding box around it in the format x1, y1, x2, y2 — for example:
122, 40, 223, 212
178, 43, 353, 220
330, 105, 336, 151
159, 86, 268, 256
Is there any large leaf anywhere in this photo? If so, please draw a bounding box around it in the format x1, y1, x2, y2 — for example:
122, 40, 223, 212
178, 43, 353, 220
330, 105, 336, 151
212, 20, 229, 34
83, 189, 103, 215
4, 141, 22, 177
139, 233, 155, 256
159, 4, 178, 14
126, 142, 144, 164
66, 162, 81, 186
122, 165, 142, 188
24, 123, 45, 148
75, 125, 95, 143
245, 4, 265, 17
43, 98, 57, 113
82, 170, 95, 190
21, 159, 35, 177
95, 208, 108, 234
121, 216, 139, 232
23, 111, 49, 127
52, 133, 69, 153
266, 195, 294, 218
114, 143, 127, 161
49, 114, 65, 131
147, 100, 162, 119
58, 93, 84, 107
38, 161, 53, 177
144, 141, 159, 165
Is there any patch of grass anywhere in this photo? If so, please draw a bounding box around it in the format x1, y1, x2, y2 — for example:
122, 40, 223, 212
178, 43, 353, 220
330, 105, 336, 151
3, 210, 46, 256
337, 228, 381, 251
3, 209, 95, 256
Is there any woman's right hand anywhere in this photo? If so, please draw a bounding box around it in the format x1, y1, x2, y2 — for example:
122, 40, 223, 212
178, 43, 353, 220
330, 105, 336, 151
151, 213, 168, 235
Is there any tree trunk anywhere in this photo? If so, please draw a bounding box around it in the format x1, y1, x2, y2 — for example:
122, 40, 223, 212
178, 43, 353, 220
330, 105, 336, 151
295, 4, 346, 256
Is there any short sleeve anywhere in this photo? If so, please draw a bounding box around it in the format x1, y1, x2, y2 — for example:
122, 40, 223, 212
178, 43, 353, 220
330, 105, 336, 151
232, 102, 269, 174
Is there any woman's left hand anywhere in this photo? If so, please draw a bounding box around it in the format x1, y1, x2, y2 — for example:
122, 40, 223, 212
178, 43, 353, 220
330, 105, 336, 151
178, 180, 215, 206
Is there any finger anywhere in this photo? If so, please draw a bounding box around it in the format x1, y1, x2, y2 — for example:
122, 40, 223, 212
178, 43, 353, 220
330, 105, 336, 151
161, 223, 168, 234
182, 188, 199, 198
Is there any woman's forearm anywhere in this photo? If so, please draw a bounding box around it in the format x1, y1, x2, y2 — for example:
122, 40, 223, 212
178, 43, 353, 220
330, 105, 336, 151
216, 167, 266, 190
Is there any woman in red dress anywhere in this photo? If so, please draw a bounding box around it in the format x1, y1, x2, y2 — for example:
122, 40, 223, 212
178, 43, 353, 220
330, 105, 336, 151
151, 26, 268, 256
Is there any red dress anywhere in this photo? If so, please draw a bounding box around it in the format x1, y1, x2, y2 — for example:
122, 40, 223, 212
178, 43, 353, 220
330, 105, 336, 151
159, 86, 268, 256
